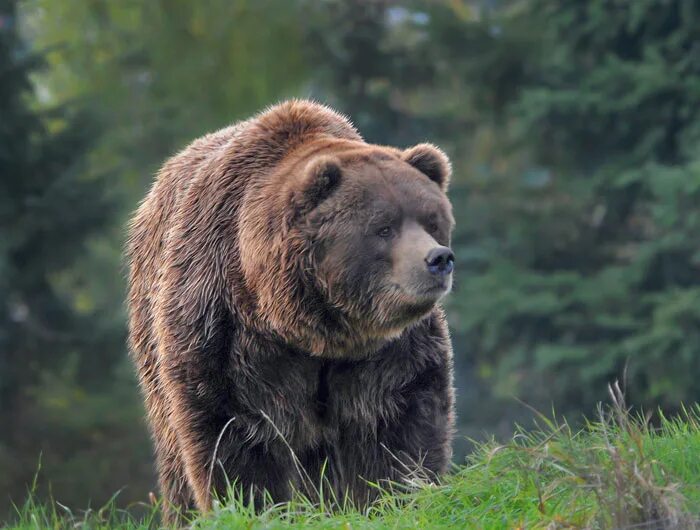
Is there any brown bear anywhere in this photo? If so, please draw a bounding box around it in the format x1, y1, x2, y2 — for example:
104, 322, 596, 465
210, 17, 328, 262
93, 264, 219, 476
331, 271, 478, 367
126, 100, 455, 522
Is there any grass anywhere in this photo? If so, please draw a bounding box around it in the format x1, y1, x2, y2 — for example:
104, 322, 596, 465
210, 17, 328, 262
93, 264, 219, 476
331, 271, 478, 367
6, 387, 700, 529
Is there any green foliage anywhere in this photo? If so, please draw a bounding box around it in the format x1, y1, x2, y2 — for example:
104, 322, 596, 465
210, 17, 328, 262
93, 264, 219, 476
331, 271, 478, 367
23, 0, 311, 195
0, 0, 146, 513
6, 404, 700, 529
443, 0, 700, 414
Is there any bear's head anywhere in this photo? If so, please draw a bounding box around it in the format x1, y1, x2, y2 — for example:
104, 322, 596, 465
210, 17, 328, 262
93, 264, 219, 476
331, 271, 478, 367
239, 138, 454, 358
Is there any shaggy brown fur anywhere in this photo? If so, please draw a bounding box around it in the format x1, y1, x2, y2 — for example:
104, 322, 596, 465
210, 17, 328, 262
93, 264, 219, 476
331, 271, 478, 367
126, 100, 456, 522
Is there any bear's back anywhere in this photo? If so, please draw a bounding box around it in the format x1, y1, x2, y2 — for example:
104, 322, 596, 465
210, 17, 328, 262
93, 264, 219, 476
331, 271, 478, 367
126, 123, 243, 362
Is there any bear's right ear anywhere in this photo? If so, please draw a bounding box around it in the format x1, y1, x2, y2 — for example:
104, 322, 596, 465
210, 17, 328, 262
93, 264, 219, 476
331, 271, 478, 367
291, 156, 342, 219
402, 143, 451, 191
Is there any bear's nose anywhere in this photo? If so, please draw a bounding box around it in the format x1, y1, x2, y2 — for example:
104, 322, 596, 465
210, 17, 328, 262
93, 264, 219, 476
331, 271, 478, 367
425, 247, 455, 276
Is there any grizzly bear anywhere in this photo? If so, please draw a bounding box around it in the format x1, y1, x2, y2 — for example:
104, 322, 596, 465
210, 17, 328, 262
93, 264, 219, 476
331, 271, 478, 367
126, 100, 455, 521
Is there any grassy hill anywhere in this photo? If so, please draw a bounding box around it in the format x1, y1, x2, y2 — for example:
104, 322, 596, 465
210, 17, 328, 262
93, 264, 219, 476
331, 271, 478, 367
6, 393, 700, 529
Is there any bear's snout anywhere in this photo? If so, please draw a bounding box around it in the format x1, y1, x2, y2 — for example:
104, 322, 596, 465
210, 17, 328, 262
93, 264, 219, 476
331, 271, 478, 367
425, 246, 454, 276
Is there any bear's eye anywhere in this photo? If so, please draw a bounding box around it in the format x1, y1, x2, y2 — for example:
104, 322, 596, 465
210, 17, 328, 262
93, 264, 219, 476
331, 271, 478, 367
377, 226, 393, 238
428, 221, 439, 234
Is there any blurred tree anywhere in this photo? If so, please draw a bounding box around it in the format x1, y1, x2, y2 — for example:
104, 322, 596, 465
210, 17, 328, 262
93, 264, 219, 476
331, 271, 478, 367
439, 0, 700, 415
303, 0, 445, 144
0, 0, 150, 513
23, 0, 310, 196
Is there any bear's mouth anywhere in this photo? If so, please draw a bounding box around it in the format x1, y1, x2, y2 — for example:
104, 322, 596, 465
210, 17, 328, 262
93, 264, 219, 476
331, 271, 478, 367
386, 280, 451, 325
385, 278, 450, 302
424, 280, 450, 293
414, 276, 452, 299
375, 278, 451, 330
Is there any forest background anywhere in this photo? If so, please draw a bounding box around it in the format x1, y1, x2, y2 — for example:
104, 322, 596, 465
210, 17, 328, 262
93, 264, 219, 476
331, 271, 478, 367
3, 0, 700, 515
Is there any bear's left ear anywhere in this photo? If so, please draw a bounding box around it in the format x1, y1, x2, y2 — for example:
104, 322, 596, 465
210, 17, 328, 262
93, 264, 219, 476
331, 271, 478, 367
291, 155, 343, 219
402, 143, 451, 191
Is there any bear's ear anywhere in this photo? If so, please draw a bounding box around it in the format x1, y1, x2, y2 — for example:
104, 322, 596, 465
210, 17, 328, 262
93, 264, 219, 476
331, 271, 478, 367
291, 155, 343, 218
402, 143, 451, 191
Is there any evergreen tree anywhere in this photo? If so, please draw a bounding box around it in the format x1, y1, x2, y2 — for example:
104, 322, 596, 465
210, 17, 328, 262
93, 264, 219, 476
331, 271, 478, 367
0, 0, 141, 511
444, 0, 700, 414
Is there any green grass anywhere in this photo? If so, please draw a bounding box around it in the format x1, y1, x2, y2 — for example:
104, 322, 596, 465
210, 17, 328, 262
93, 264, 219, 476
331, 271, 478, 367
6, 392, 700, 529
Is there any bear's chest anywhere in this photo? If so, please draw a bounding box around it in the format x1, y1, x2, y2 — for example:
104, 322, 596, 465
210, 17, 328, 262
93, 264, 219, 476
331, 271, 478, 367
225, 350, 421, 449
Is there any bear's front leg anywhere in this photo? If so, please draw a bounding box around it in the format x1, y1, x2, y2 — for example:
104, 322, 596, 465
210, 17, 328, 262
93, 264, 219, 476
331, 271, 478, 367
158, 358, 297, 512
158, 359, 233, 511
335, 357, 454, 506
381, 363, 454, 481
